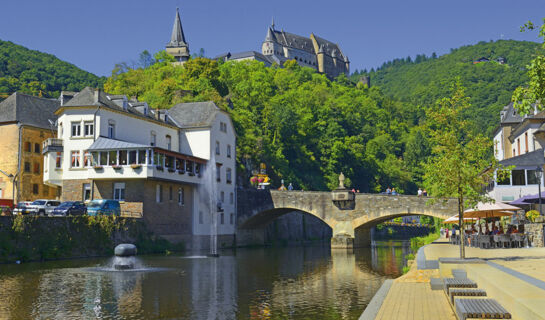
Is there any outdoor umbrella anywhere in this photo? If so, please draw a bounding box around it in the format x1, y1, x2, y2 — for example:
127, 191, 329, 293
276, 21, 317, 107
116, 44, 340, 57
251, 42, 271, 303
464, 202, 521, 219
509, 195, 533, 206
517, 191, 545, 204
443, 215, 478, 224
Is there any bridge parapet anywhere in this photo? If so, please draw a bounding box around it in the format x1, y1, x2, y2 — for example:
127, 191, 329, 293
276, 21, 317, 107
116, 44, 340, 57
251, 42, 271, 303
237, 189, 458, 248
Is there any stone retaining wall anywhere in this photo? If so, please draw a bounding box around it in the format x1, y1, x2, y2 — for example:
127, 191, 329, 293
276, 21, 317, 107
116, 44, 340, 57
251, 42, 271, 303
524, 223, 545, 247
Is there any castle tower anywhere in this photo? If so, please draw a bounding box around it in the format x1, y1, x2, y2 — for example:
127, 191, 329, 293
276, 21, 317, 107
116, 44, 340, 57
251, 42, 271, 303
262, 19, 281, 57
166, 8, 190, 64
343, 55, 350, 75
316, 44, 325, 73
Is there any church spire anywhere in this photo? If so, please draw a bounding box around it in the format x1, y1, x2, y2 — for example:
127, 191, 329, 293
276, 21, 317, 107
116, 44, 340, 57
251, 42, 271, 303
165, 7, 190, 63
167, 7, 187, 47
271, 17, 275, 30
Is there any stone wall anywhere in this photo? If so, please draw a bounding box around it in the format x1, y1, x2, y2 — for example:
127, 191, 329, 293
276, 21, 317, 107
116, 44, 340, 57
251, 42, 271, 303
372, 225, 433, 240
524, 223, 544, 247
263, 211, 332, 245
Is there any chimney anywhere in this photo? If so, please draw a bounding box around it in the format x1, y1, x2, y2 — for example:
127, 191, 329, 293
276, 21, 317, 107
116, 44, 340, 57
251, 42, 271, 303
94, 88, 100, 103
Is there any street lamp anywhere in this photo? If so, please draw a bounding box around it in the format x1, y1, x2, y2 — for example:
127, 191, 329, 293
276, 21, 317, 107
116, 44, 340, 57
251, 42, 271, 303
535, 166, 543, 216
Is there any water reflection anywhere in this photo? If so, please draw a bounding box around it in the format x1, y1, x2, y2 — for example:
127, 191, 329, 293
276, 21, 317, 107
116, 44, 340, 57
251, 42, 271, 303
0, 242, 410, 320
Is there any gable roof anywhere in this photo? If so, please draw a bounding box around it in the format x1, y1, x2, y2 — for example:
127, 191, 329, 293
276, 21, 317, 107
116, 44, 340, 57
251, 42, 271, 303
500, 149, 544, 167
0, 92, 59, 129
500, 102, 523, 124
167, 101, 220, 128
273, 30, 315, 54
61, 87, 178, 128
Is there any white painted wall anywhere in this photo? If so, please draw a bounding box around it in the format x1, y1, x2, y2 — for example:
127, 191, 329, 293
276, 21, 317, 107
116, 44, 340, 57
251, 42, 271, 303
493, 129, 504, 160
181, 129, 210, 159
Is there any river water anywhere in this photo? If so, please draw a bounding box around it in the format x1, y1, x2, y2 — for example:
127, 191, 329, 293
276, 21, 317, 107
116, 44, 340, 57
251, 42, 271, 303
0, 241, 410, 320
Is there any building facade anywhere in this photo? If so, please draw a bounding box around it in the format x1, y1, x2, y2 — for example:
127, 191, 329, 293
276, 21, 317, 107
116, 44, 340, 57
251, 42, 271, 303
0, 93, 59, 204
43, 87, 236, 249
488, 102, 545, 203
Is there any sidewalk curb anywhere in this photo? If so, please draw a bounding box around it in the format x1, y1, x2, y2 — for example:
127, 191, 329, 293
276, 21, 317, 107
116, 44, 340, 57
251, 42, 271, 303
359, 279, 394, 320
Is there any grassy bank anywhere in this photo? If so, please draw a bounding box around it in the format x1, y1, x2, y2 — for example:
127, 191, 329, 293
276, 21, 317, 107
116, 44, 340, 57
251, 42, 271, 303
0, 215, 183, 263
402, 232, 440, 274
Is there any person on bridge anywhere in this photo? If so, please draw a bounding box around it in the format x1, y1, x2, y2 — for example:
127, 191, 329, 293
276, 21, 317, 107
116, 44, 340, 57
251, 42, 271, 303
288, 183, 293, 191
423, 189, 428, 196
391, 188, 398, 195
386, 187, 392, 195
418, 188, 423, 197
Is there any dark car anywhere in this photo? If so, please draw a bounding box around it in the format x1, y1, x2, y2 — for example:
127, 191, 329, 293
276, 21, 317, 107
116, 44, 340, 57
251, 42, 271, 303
50, 201, 87, 216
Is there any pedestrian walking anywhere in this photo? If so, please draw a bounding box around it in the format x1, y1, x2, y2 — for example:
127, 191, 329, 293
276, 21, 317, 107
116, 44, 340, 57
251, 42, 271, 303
417, 188, 423, 197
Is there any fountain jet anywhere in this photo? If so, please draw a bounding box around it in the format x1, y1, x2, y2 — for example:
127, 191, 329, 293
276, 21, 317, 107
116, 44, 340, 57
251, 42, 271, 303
114, 244, 137, 270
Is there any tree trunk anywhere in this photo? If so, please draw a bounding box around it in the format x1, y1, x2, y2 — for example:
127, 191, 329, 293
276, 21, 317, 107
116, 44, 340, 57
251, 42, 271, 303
458, 195, 465, 259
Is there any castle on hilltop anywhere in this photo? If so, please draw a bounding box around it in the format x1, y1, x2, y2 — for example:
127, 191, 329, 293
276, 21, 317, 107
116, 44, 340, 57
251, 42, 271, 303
165, 8, 349, 79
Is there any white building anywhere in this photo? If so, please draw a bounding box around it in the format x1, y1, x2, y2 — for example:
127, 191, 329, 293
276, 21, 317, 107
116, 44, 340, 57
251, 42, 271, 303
43, 87, 236, 250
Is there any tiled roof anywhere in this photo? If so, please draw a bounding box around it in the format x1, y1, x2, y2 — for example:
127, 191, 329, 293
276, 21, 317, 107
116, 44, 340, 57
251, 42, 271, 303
0, 92, 59, 129
500, 149, 545, 167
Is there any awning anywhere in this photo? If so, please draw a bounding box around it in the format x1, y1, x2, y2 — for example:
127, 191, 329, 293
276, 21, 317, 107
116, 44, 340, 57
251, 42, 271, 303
87, 137, 150, 151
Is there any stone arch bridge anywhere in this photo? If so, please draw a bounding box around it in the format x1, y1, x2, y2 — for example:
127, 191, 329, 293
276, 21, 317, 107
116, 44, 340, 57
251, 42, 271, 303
237, 189, 458, 248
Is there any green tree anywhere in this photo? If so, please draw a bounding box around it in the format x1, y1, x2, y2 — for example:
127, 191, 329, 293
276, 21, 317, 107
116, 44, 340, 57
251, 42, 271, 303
512, 18, 545, 114
423, 80, 498, 259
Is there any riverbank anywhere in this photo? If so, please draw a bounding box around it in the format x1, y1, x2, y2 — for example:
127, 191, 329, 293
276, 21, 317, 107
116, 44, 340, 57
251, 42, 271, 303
0, 216, 180, 264
362, 237, 545, 319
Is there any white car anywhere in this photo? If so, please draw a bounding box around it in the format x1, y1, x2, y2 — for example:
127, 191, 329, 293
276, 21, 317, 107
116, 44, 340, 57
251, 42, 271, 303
13, 201, 33, 215
26, 200, 61, 216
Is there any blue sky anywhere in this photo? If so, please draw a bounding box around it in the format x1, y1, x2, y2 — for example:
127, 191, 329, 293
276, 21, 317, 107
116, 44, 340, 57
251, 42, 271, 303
1, 0, 544, 76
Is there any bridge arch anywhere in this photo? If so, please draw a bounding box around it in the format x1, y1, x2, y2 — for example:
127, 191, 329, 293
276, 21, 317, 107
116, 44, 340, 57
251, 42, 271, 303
237, 189, 458, 248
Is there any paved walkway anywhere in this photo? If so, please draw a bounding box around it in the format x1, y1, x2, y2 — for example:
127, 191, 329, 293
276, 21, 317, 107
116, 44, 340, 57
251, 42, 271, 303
369, 240, 545, 319
371, 260, 456, 320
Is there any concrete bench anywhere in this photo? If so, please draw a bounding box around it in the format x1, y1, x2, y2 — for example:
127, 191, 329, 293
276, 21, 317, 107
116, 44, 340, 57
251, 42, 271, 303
455, 298, 511, 319
449, 288, 487, 304
430, 277, 444, 290
452, 268, 467, 279
444, 278, 477, 295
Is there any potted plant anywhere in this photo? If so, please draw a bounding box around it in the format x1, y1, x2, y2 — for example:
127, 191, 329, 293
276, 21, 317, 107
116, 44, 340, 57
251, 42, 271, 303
526, 210, 540, 223
156, 165, 164, 171
250, 176, 258, 187
112, 165, 122, 170
178, 169, 185, 174
131, 164, 142, 169
168, 167, 176, 173
93, 165, 103, 170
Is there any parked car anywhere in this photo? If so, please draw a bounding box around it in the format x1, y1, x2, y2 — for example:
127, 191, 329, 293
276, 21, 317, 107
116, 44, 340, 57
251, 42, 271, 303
26, 200, 61, 216
50, 201, 87, 216
13, 201, 33, 215
86, 200, 120, 216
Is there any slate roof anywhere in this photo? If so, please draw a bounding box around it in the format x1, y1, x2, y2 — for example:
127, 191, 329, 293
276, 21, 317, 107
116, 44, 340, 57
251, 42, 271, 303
215, 51, 275, 66
61, 87, 177, 127
500, 149, 545, 167
167, 101, 220, 128
88, 137, 150, 151
273, 30, 316, 54
0, 92, 59, 129
500, 102, 523, 124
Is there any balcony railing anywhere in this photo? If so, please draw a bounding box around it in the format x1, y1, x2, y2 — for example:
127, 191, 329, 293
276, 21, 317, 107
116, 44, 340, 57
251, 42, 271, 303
42, 138, 63, 154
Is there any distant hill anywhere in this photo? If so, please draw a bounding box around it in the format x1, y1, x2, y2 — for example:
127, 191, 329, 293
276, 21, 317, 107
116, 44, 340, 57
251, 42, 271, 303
352, 40, 543, 135
0, 39, 104, 99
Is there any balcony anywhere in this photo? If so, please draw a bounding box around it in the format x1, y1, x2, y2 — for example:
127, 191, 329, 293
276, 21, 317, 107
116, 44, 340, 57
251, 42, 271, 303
42, 138, 63, 154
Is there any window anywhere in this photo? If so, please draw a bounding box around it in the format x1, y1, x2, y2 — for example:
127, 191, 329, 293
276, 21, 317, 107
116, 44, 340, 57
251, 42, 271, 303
108, 124, 115, 139
178, 188, 184, 205
517, 139, 520, 156
84, 152, 92, 167
230, 213, 234, 224
24, 162, 30, 173
230, 192, 234, 204
220, 122, 227, 133
215, 141, 220, 155
496, 169, 510, 185
226, 168, 232, 184
83, 183, 91, 201
227, 145, 231, 158
525, 132, 529, 153
216, 165, 221, 182
43, 187, 48, 196
129, 151, 137, 164
220, 191, 225, 203
119, 150, 127, 165
138, 150, 146, 164
199, 211, 203, 224
220, 213, 224, 224
512, 169, 526, 186
71, 122, 81, 137
55, 152, 62, 169
166, 135, 172, 150
25, 142, 31, 152
32, 184, 39, 195
528, 170, 541, 185
108, 151, 117, 166
169, 186, 173, 201
84, 122, 94, 137
33, 163, 40, 174
34, 143, 40, 153
71, 151, 81, 168
150, 132, 156, 146
113, 182, 125, 201
156, 184, 162, 203
100, 152, 108, 166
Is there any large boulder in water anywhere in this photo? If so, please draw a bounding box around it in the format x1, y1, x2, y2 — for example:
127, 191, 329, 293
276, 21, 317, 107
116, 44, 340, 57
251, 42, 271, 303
115, 243, 137, 257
